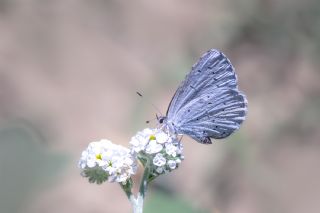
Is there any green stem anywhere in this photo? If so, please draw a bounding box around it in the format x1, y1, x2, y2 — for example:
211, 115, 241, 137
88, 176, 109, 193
120, 181, 133, 199
139, 157, 150, 198
122, 154, 153, 213
131, 156, 153, 213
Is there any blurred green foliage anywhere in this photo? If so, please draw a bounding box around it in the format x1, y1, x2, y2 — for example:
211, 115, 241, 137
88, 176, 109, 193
145, 190, 208, 213
0, 122, 67, 213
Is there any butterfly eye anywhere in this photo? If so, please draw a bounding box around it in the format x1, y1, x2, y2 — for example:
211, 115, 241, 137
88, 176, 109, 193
159, 117, 165, 124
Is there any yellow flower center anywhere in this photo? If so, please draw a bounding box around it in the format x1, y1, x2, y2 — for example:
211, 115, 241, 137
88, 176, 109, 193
96, 153, 102, 160
149, 135, 156, 141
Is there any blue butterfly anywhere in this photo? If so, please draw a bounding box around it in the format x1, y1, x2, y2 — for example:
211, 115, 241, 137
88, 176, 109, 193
158, 49, 248, 144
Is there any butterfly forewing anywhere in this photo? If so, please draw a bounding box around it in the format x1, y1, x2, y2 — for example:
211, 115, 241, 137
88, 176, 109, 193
167, 49, 238, 120
165, 49, 247, 143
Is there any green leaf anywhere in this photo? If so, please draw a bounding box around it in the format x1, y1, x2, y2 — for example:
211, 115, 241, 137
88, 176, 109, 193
82, 167, 109, 184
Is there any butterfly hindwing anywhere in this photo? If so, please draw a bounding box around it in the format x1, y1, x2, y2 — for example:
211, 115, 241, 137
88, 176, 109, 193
172, 89, 247, 143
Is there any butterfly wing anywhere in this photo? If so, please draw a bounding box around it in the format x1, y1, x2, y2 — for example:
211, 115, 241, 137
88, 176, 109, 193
172, 89, 247, 144
167, 49, 238, 119
166, 49, 247, 143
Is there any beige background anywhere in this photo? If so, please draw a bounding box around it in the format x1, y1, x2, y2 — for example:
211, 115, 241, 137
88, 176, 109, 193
1, 0, 320, 212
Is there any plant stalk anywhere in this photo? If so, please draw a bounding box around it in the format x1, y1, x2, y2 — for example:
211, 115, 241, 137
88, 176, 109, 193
130, 156, 151, 213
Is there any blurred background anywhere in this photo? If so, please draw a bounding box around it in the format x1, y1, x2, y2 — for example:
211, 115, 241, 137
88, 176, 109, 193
1, 0, 320, 212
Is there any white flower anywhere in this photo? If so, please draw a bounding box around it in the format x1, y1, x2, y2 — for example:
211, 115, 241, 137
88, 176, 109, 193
156, 167, 164, 174
153, 153, 166, 167
78, 140, 111, 168
165, 143, 177, 157
175, 142, 183, 155
155, 131, 170, 144
130, 128, 175, 154
129, 128, 184, 175
129, 128, 154, 153
167, 160, 177, 170
79, 152, 88, 169
142, 128, 154, 135
129, 134, 149, 153
175, 158, 181, 164
145, 140, 163, 154
79, 139, 137, 184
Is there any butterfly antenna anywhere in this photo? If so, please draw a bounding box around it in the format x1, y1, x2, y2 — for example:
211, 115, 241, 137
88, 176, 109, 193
145, 117, 158, 124
136, 91, 163, 116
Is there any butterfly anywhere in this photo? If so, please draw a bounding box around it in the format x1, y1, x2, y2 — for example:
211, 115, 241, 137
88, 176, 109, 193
158, 49, 247, 144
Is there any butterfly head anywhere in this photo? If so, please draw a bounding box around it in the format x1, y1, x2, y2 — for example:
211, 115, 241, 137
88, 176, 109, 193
157, 115, 166, 124
157, 115, 178, 135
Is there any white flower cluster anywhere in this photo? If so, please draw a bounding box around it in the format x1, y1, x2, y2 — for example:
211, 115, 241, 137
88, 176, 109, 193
78, 128, 184, 184
78, 139, 137, 184
129, 128, 184, 174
